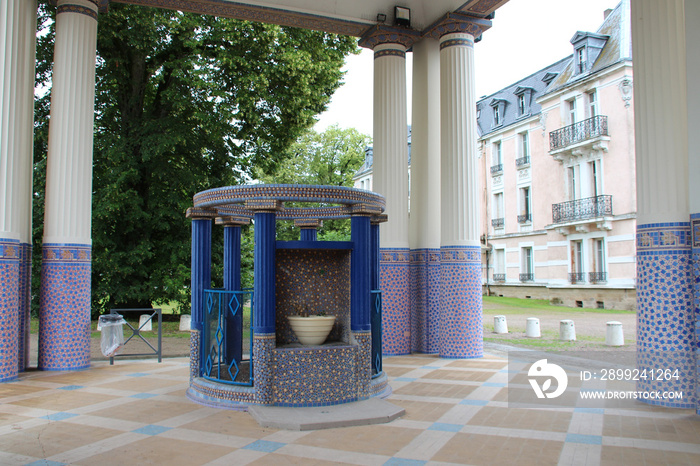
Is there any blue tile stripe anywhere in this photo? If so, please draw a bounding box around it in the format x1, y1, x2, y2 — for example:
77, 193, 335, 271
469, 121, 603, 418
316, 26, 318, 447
132, 425, 172, 436
242, 440, 286, 453
40, 412, 79, 421
565, 433, 602, 445
58, 385, 84, 391
459, 399, 489, 406
428, 422, 462, 432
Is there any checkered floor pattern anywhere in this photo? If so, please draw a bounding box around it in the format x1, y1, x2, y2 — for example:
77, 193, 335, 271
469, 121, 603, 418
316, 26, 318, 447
0, 354, 698, 465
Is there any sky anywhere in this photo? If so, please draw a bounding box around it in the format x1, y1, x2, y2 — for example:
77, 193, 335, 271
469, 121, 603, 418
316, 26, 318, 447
314, 0, 621, 137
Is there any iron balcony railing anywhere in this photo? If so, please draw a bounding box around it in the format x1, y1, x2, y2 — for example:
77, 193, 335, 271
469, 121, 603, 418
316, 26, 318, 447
493, 273, 506, 282
491, 218, 504, 228
490, 164, 503, 175
589, 272, 608, 283
549, 115, 608, 151
569, 272, 586, 284
517, 214, 532, 224
552, 195, 612, 224
515, 156, 530, 167
520, 273, 534, 282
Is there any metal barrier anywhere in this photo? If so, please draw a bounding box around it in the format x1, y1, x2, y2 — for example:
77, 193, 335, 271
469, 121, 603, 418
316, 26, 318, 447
108, 308, 162, 364
202, 289, 254, 386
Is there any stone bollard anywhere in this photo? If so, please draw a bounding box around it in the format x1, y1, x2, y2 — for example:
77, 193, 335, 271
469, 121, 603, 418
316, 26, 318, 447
560, 319, 576, 341
525, 317, 540, 338
139, 314, 153, 331
494, 315, 508, 334
606, 321, 624, 346
179, 314, 192, 331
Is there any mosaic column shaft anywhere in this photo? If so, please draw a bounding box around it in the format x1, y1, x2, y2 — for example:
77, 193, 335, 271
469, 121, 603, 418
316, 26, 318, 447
373, 42, 410, 355
190, 217, 212, 376
224, 224, 242, 364
438, 32, 482, 359
300, 229, 317, 241
0, 0, 36, 379
631, 0, 697, 410
39, 0, 98, 371
351, 215, 371, 332
410, 37, 442, 354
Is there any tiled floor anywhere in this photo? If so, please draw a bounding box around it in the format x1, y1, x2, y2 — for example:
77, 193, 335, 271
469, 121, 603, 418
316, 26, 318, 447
0, 354, 698, 465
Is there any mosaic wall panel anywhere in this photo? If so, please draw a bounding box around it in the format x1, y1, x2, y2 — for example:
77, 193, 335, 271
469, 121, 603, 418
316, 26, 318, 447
692, 214, 700, 413
354, 331, 371, 399
187, 376, 255, 409
409, 249, 441, 354
272, 344, 358, 406
18, 244, 31, 371
636, 223, 696, 408
190, 330, 201, 382
380, 248, 410, 355
0, 239, 20, 382
39, 244, 92, 370
253, 333, 275, 404
275, 249, 351, 345
439, 246, 483, 358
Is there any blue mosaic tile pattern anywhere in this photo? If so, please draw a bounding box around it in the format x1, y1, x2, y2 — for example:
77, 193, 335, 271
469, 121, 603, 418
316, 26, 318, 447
275, 249, 350, 345
409, 249, 440, 354
190, 329, 200, 382
18, 243, 31, 372
692, 213, 700, 414
253, 333, 275, 404
380, 248, 410, 355
636, 223, 697, 409
186, 375, 255, 408
0, 238, 20, 382
272, 344, 358, 406
355, 331, 372, 399
439, 246, 483, 358
39, 244, 92, 370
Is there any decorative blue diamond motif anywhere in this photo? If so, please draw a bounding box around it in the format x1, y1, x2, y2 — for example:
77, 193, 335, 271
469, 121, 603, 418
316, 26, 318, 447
228, 359, 240, 381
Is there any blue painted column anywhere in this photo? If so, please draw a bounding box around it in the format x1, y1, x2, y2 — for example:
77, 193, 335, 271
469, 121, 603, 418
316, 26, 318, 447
250, 204, 279, 404
300, 229, 317, 242
351, 215, 371, 332
296, 219, 321, 242
223, 221, 244, 364
187, 209, 214, 377
370, 221, 381, 291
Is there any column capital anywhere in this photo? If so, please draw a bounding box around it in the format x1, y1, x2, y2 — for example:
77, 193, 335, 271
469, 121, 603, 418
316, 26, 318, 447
216, 217, 250, 227
359, 24, 420, 51
350, 203, 383, 217
186, 207, 217, 220
52, 0, 109, 14
425, 12, 491, 40
294, 219, 323, 229
371, 214, 389, 225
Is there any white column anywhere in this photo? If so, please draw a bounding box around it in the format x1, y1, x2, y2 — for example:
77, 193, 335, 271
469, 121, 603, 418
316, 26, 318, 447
410, 38, 441, 250
440, 33, 480, 247
44, 0, 98, 246
631, 0, 696, 411
687, 0, 700, 214
409, 37, 441, 354
39, 0, 98, 371
373, 43, 409, 248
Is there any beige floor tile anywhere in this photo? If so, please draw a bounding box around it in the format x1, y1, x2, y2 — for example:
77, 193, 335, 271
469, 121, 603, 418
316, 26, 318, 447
447, 360, 508, 370
383, 356, 440, 366
600, 445, 700, 466
0, 383, 50, 398
249, 453, 356, 465
393, 381, 476, 399
603, 414, 700, 444
432, 432, 563, 466
422, 369, 494, 382
94, 376, 184, 392
75, 435, 236, 466
383, 366, 416, 377
88, 398, 202, 424
181, 409, 279, 439
10, 390, 117, 411
0, 412, 33, 427
0, 422, 120, 458
293, 424, 420, 457
467, 406, 572, 433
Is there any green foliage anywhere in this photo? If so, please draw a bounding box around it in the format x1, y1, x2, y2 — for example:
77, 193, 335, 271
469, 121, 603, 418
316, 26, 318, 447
33, 3, 358, 316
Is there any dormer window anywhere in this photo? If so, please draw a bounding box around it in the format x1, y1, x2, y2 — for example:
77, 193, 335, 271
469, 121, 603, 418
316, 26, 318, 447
570, 31, 609, 75
489, 98, 507, 127
494, 106, 501, 125
513, 86, 534, 117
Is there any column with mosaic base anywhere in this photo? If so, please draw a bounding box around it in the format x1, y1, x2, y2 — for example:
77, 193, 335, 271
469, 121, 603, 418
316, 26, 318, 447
430, 15, 490, 358
631, 0, 697, 409
222, 217, 248, 366
409, 37, 441, 354
39, 0, 99, 370
359, 27, 418, 355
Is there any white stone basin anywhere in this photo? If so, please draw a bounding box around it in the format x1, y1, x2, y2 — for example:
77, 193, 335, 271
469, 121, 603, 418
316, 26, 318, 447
287, 315, 336, 345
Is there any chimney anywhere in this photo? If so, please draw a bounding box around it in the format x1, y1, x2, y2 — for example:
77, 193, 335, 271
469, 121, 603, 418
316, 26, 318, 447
604, 8, 613, 19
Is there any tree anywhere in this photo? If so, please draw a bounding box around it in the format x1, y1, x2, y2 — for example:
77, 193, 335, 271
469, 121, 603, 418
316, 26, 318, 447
33, 3, 358, 315
256, 125, 370, 242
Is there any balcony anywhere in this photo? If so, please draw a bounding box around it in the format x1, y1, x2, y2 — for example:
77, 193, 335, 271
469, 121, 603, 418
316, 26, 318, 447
490, 164, 503, 176
569, 272, 586, 284
552, 195, 612, 224
519, 273, 534, 282
550, 115, 608, 151
517, 214, 532, 224
491, 218, 504, 229
515, 155, 530, 168
493, 273, 506, 282
589, 272, 607, 284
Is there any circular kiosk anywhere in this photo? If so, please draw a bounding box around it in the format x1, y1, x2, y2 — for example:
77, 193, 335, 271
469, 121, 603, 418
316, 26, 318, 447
185, 185, 389, 409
